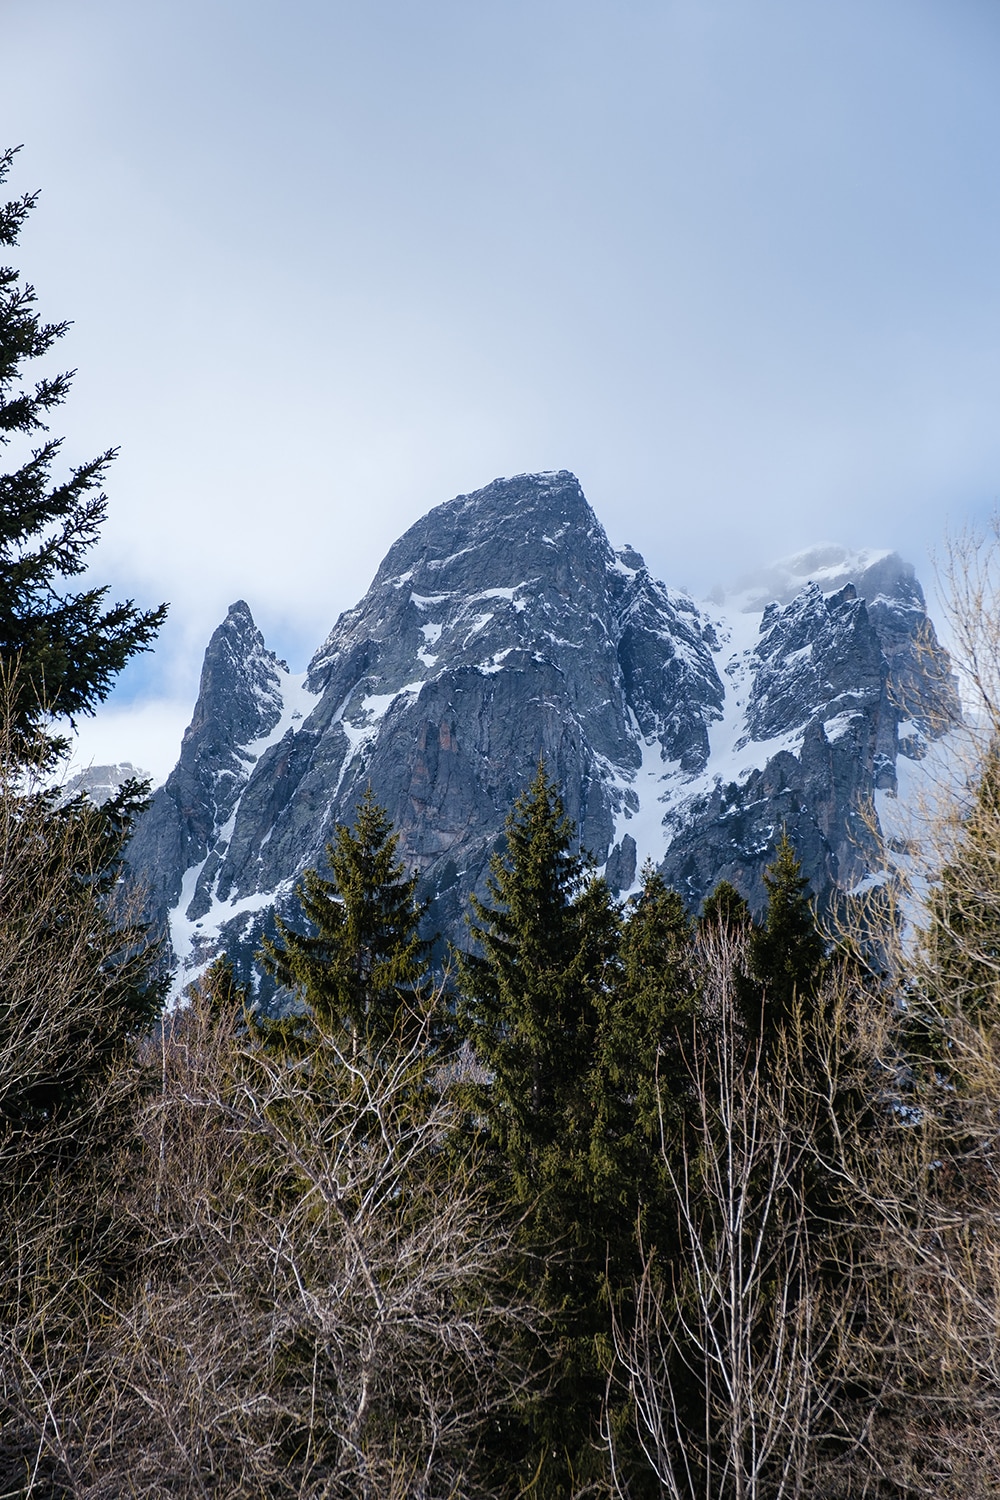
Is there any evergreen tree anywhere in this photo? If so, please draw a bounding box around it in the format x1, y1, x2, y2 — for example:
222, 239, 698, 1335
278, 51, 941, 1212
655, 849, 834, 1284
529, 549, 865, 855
261, 787, 434, 1054
0, 145, 167, 1146
0, 147, 166, 763
458, 761, 620, 1498
0, 157, 167, 1435
589, 868, 703, 1496
699, 877, 753, 937
747, 838, 858, 1407
459, 762, 616, 1195
596, 867, 698, 1191
749, 831, 826, 1046
189, 952, 250, 1019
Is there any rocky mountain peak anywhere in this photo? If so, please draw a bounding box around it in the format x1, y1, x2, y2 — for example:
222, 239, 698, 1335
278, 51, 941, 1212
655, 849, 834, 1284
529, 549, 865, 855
126, 598, 306, 930
307, 471, 614, 691
745, 581, 885, 745
373, 469, 604, 585
127, 475, 961, 1001
187, 600, 286, 748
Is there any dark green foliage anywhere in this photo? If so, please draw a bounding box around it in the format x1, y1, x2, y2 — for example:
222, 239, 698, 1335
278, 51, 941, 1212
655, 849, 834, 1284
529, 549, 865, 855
0, 141, 166, 1119
0, 153, 166, 1478
749, 831, 826, 1045
191, 952, 250, 1019
743, 835, 838, 1258
595, 867, 698, 1194
700, 877, 759, 1040
261, 787, 434, 1053
0, 147, 166, 763
459, 763, 616, 1191
591, 868, 703, 1497
1, 775, 164, 1148
699, 877, 752, 937
458, 761, 620, 1497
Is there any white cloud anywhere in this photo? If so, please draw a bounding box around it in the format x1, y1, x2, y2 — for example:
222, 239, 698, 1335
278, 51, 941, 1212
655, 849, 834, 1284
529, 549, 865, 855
5, 0, 1000, 773
65, 700, 191, 789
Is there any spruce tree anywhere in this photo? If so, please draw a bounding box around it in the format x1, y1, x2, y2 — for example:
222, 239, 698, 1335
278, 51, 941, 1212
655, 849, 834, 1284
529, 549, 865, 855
0, 147, 166, 763
750, 831, 826, 1046
588, 869, 703, 1496
749, 838, 853, 1384
261, 787, 433, 1054
0, 141, 168, 1125
699, 877, 753, 937
459, 762, 616, 1196
596, 867, 698, 1191
190, 952, 250, 1018
699, 877, 760, 1040
458, 761, 620, 1499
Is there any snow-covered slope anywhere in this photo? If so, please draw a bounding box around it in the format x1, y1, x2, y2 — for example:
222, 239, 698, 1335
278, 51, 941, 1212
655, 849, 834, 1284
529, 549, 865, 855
127, 479, 959, 999
599, 546, 959, 911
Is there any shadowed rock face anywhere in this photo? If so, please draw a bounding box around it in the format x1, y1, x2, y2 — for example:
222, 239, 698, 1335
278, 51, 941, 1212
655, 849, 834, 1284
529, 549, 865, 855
127, 475, 958, 997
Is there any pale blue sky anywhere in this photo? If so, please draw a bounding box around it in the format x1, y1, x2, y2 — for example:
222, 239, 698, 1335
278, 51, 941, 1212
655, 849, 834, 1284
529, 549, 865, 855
4, 0, 1000, 777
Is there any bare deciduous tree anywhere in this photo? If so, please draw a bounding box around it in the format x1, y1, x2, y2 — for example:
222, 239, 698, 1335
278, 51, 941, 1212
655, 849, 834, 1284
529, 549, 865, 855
608, 924, 875, 1500
57, 984, 530, 1499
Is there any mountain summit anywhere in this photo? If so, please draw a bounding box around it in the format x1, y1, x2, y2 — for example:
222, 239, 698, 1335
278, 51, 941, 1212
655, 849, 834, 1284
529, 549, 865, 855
127, 471, 958, 997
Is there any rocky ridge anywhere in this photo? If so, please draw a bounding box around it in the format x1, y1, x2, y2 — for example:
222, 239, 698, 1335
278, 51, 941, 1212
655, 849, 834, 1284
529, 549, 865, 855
125, 472, 959, 997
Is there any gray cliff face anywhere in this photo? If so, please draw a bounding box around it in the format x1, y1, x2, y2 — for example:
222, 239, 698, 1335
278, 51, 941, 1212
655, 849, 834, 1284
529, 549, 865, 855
126, 601, 288, 922
611, 548, 723, 773
127, 481, 959, 995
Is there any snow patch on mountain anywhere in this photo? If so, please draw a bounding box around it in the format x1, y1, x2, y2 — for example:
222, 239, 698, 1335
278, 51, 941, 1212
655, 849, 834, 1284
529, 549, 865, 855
601, 545, 956, 900
59, 761, 150, 806
240, 670, 317, 765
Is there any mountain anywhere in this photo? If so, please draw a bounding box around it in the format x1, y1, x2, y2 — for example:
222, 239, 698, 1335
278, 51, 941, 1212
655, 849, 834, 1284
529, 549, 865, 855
126, 471, 959, 999
61, 761, 151, 806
